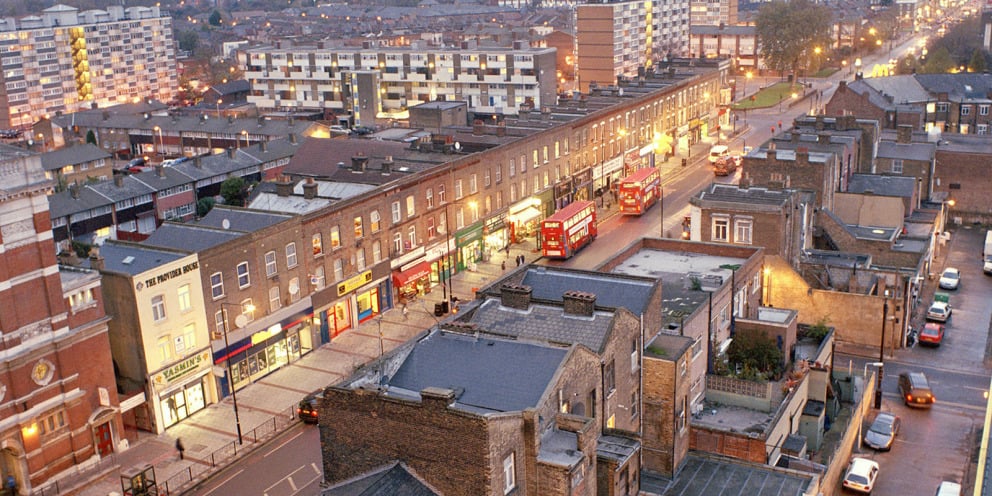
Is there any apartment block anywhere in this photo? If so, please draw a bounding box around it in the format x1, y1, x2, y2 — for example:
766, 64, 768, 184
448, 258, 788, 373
244, 40, 558, 121
0, 4, 177, 129
690, 0, 739, 27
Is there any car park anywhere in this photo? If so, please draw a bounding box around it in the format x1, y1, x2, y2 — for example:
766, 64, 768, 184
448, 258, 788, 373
926, 301, 951, 322
938, 267, 960, 290
898, 371, 935, 408
862, 411, 901, 451
297, 392, 320, 424
842, 457, 879, 493
918, 322, 945, 346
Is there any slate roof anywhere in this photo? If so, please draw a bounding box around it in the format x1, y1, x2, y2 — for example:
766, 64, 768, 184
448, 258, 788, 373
858, 75, 932, 105
39, 144, 111, 172
518, 266, 656, 315
915, 73, 992, 102
661, 454, 813, 496
466, 298, 615, 353
284, 137, 449, 180
142, 223, 245, 252
195, 206, 292, 232
50, 109, 315, 140
130, 166, 194, 191
321, 462, 440, 496
246, 182, 335, 214
692, 183, 793, 209
384, 330, 568, 414
876, 140, 935, 161
847, 174, 917, 199
94, 241, 187, 276
207, 79, 251, 97
0, 142, 31, 161
167, 151, 257, 182
47, 184, 113, 218
85, 175, 156, 203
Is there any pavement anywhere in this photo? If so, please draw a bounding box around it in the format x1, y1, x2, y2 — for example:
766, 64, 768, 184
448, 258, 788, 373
61, 133, 722, 496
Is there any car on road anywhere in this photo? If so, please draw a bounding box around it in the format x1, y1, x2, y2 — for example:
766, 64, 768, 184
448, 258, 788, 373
918, 322, 945, 346
938, 267, 961, 290
863, 411, 901, 451
297, 392, 320, 424
927, 301, 951, 322
708, 144, 730, 163
842, 457, 879, 493
899, 371, 935, 408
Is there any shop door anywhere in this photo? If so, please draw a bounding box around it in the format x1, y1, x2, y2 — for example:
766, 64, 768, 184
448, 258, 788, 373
95, 422, 113, 457
331, 301, 352, 337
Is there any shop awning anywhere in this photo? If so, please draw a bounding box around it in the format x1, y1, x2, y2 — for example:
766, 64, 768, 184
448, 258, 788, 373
393, 261, 431, 287
511, 206, 542, 225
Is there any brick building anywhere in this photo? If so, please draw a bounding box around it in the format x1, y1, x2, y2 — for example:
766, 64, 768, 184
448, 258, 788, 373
641, 333, 693, 476
930, 132, 992, 224
0, 144, 122, 492
740, 145, 839, 211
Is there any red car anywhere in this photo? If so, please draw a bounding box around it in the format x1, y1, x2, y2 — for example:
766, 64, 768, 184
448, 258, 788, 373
919, 322, 945, 346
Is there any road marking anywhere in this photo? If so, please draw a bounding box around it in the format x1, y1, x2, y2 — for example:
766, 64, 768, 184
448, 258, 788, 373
264, 428, 305, 458
203, 468, 245, 495
288, 476, 298, 491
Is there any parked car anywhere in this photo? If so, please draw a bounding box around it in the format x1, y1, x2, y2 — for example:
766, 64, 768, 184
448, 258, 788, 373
936, 481, 962, 496
842, 457, 879, 493
297, 392, 320, 424
329, 125, 352, 135
863, 411, 901, 451
938, 267, 961, 290
899, 371, 935, 408
918, 322, 945, 346
926, 301, 951, 322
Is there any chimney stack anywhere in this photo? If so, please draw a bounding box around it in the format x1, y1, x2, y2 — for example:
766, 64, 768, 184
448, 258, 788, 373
289, 133, 297, 144
259, 140, 268, 152
382, 156, 394, 174
562, 291, 596, 316
897, 124, 913, 144
156, 164, 165, 177
302, 177, 317, 199
114, 173, 124, 187
227, 147, 236, 159
500, 284, 532, 310
275, 176, 294, 197
351, 154, 368, 172
88, 247, 105, 271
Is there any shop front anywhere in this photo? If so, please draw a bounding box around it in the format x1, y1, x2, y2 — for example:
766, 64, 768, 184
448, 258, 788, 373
507, 198, 543, 244
312, 265, 391, 343
455, 221, 484, 270
594, 155, 624, 200
393, 261, 432, 301
623, 149, 642, 177
483, 214, 508, 258
149, 349, 215, 433
214, 306, 315, 396
572, 168, 593, 203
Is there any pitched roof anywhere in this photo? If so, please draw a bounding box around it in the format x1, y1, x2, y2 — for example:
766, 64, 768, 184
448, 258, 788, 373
875, 140, 934, 161
466, 298, 615, 353
195, 206, 292, 232
321, 461, 440, 496
517, 266, 656, 315
47, 184, 113, 218
283, 137, 448, 180
846, 174, 917, 198
142, 223, 245, 252
94, 241, 187, 276
39, 144, 111, 171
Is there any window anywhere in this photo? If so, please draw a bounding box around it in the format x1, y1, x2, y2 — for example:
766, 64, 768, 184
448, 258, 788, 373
354, 216, 364, 238
368, 211, 381, 234
312, 233, 323, 256
151, 295, 166, 322
937, 102, 949, 112
484, 169, 491, 187
313, 266, 325, 290
178, 284, 192, 313
437, 184, 446, 204
176, 323, 195, 354
237, 262, 250, 288
630, 391, 638, 417
470, 174, 478, 193
330, 225, 341, 249
677, 400, 687, 432
391, 201, 401, 223
503, 453, 516, 494
427, 217, 436, 238
265, 251, 277, 277
605, 360, 616, 394
981, 105, 989, 116
495, 164, 502, 183
356, 247, 366, 270
269, 286, 281, 311
519, 155, 526, 173
979, 124, 988, 135
532, 149, 539, 167
158, 335, 172, 362
454, 179, 463, 199
891, 159, 903, 174
215, 310, 226, 336
334, 259, 344, 281
406, 195, 416, 217
713, 217, 729, 242
630, 338, 639, 373
38, 410, 66, 436
753, 272, 761, 294
407, 226, 417, 249
961, 105, 971, 116
734, 218, 752, 244
509, 159, 516, 177
240, 299, 255, 323
210, 272, 224, 298
426, 188, 434, 209
373, 240, 382, 263
286, 243, 297, 268
680, 358, 688, 376
393, 232, 403, 254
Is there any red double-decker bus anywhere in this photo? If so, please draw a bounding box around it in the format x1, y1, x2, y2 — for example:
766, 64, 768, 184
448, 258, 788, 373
617, 167, 660, 215
541, 201, 597, 259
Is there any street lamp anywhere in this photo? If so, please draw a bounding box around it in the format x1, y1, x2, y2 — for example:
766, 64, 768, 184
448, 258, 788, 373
219, 302, 254, 445
216, 98, 223, 117
659, 186, 665, 237
744, 71, 752, 99
240, 129, 248, 149
859, 361, 885, 450
441, 198, 477, 311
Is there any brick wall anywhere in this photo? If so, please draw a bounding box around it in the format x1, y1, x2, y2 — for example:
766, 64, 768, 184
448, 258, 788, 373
642, 347, 691, 476
934, 148, 992, 223
689, 427, 767, 464
741, 149, 836, 210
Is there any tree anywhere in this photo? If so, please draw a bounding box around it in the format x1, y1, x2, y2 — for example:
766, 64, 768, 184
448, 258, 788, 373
196, 197, 216, 217
895, 54, 919, 75
726, 328, 784, 378
177, 30, 200, 54
921, 46, 955, 74
208, 10, 222, 27
220, 176, 247, 207
756, 0, 833, 78
968, 49, 987, 73
85, 130, 97, 145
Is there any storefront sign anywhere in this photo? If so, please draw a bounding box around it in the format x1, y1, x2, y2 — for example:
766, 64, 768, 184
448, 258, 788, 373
142, 261, 199, 289
337, 270, 372, 297
389, 245, 425, 269
253, 323, 282, 345
602, 156, 623, 175
485, 214, 505, 233
639, 143, 655, 157
152, 350, 210, 387
456, 223, 484, 246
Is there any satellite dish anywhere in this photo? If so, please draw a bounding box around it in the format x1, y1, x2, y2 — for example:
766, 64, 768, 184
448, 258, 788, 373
234, 314, 248, 329
289, 280, 300, 295
222, 219, 231, 230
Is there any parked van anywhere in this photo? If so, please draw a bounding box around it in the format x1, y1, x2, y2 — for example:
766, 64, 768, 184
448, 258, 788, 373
898, 371, 935, 408
708, 145, 729, 163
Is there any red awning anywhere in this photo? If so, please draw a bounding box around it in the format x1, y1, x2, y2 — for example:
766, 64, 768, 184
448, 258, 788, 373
392, 261, 431, 287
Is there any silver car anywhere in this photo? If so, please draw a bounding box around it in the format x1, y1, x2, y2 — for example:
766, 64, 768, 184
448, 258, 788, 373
927, 301, 951, 322
863, 411, 901, 451
938, 267, 960, 290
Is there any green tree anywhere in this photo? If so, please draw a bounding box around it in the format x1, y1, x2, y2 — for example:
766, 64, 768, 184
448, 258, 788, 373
921, 46, 956, 74
895, 54, 919, 75
726, 328, 784, 377
220, 176, 247, 206
196, 197, 216, 217
85, 130, 97, 145
208, 10, 222, 27
177, 30, 200, 53
968, 49, 987, 73
756, 0, 833, 78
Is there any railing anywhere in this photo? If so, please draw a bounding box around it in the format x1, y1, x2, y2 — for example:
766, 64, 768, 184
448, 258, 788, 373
32, 452, 120, 496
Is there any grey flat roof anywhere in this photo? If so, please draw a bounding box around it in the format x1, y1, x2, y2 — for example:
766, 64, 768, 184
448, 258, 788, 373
142, 223, 245, 252
95, 242, 187, 276
846, 174, 917, 199
693, 183, 792, 208
662, 454, 814, 496
519, 266, 656, 315
384, 330, 568, 414
196, 206, 292, 232
538, 430, 584, 468
466, 298, 616, 353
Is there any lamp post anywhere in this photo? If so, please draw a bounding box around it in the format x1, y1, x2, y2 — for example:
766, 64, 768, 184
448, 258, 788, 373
219, 302, 253, 445
876, 301, 888, 409
216, 98, 223, 118
441, 198, 477, 312
859, 361, 885, 450
744, 71, 752, 99
240, 129, 248, 149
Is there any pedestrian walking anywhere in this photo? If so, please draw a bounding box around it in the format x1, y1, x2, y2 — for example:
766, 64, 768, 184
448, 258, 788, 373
505, 244, 511, 256
402, 303, 409, 320
501, 260, 506, 271
176, 438, 185, 460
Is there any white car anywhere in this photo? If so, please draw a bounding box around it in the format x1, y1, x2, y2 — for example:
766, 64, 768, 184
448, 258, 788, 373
842, 457, 879, 494
938, 267, 960, 290
927, 301, 952, 322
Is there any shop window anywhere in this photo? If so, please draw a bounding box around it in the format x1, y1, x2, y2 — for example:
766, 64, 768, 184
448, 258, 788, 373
237, 262, 250, 288
286, 242, 298, 268
178, 284, 192, 313
151, 295, 166, 322
269, 286, 281, 312
334, 259, 344, 281
372, 240, 382, 263
265, 251, 277, 277
312, 233, 323, 256
330, 225, 341, 249
406, 195, 415, 218
354, 216, 364, 238
210, 272, 224, 298
391, 201, 401, 223
370, 210, 381, 232
356, 248, 366, 271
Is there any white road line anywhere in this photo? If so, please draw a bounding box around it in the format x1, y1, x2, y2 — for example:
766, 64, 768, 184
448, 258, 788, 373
202, 468, 245, 495
288, 476, 298, 491
264, 428, 305, 458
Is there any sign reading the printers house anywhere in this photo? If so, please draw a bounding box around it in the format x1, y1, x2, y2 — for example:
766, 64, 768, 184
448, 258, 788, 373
137, 261, 200, 291
152, 350, 211, 387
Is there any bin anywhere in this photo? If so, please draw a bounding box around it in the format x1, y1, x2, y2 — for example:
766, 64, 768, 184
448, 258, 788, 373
434, 303, 444, 316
